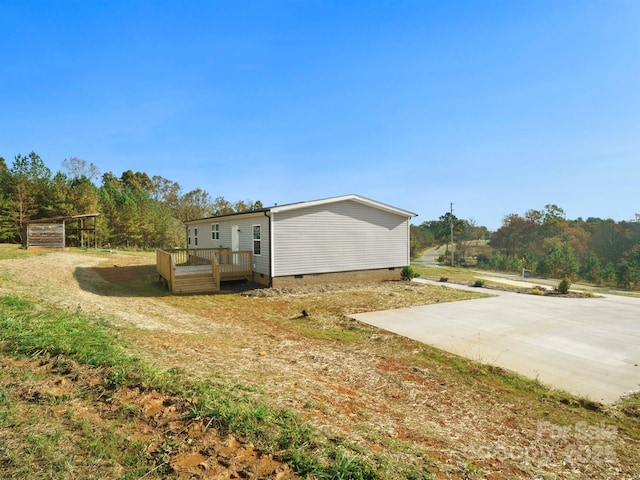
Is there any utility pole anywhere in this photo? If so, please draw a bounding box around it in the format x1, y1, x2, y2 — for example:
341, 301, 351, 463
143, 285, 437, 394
450, 202, 454, 267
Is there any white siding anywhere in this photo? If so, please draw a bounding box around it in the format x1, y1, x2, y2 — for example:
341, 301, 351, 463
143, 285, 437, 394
186, 214, 271, 276
272, 200, 409, 277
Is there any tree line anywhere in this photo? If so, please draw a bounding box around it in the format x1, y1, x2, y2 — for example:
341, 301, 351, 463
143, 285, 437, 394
489, 204, 640, 289
0, 152, 260, 249
410, 212, 489, 260
412, 204, 640, 290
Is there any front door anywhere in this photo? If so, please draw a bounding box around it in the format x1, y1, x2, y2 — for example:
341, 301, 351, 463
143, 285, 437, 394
231, 225, 239, 251
231, 225, 240, 265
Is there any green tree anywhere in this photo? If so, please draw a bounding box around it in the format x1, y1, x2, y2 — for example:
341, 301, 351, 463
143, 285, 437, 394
429, 212, 464, 264
537, 242, 579, 280
179, 189, 214, 221
490, 213, 538, 258
583, 252, 602, 283
615, 260, 632, 289
410, 224, 435, 258
8, 152, 52, 241
489, 251, 509, 271
0, 157, 16, 241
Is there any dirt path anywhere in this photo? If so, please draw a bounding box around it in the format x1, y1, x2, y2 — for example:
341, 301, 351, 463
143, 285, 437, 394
2, 251, 639, 479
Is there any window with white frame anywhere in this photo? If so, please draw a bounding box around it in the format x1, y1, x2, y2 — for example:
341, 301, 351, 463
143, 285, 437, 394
194, 227, 198, 246
187, 227, 191, 246
211, 223, 220, 240
252, 225, 261, 256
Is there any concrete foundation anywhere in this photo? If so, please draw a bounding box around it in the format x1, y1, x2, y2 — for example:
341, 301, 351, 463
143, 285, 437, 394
269, 267, 403, 287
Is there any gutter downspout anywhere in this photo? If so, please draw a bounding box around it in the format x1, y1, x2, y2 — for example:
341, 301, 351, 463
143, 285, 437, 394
408, 214, 417, 265
264, 210, 273, 287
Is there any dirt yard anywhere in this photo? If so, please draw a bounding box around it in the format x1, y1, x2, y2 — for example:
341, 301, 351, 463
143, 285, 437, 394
1, 250, 639, 479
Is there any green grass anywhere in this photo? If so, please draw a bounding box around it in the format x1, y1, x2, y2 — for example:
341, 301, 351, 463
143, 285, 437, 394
0, 243, 31, 260
0, 294, 383, 479
0, 366, 153, 479
620, 392, 640, 419
0, 296, 132, 367
2, 256, 639, 478
411, 264, 481, 283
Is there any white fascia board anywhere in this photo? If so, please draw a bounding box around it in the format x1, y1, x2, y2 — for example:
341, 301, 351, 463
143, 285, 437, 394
184, 211, 265, 225
268, 194, 417, 218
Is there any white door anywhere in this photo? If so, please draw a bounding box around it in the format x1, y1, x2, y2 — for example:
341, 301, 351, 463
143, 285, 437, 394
231, 225, 240, 265
231, 225, 239, 251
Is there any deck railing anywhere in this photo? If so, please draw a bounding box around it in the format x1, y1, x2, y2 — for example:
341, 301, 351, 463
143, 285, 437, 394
156, 248, 175, 290
157, 248, 253, 293
170, 248, 229, 266
215, 250, 253, 278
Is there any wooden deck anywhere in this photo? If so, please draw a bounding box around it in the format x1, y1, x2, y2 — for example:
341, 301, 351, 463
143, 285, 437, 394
156, 248, 253, 294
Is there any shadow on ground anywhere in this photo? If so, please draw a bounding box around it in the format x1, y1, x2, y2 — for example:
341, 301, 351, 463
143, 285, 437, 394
74, 264, 261, 298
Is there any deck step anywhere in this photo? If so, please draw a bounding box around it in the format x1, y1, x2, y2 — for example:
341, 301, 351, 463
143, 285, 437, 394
172, 273, 220, 293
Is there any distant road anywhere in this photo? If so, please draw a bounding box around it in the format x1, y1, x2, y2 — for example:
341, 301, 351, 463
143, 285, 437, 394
413, 245, 444, 266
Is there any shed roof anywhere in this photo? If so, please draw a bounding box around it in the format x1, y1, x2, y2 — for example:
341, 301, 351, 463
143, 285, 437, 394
185, 194, 416, 224
22, 213, 100, 224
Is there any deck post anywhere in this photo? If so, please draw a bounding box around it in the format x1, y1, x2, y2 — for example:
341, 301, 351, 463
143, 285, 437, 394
212, 255, 221, 291
157, 248, 252, 293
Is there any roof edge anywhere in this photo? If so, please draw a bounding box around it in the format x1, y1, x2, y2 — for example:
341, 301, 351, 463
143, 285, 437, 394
184, 194, 417, 224
269, 194, 417, 217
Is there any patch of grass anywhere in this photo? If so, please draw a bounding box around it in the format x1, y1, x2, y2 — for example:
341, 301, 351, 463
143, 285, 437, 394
0, 243, 31, 260
0, 372, 153, 479
411, 264, 477, 283
0, 293, 383, 479
299, 325, 366, 342
185, 382, 382, 479
620, 392, 640, 419
418, 345, 585, 404
0, 295, 132, 368
530, 285, 547, 295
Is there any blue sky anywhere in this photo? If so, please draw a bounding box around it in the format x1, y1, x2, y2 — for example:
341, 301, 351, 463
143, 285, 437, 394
1, 1, 638, 230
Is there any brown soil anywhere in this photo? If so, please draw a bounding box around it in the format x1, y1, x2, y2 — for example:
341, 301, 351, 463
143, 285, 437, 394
1, 250, 639, 479
0, 354, 296, 479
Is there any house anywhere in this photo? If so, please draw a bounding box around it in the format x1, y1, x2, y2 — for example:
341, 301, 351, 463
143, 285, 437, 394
156, 194, 416, 293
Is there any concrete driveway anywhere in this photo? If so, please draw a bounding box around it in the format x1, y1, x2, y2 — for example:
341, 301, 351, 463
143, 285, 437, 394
351, 279, 640, 403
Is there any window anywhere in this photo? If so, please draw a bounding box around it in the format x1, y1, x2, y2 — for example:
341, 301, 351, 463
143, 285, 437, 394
211, 223, 220, 240
194, 227, 198, 246
187, 228, 191, 246
252, 225, 261, 256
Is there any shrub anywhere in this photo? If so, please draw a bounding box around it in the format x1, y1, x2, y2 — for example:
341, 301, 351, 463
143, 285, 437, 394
476, 254, 490, 267
401, 265, 419, 280
530, 286, 546, 296
557, 277, 571, 294
473, 279, 485, 288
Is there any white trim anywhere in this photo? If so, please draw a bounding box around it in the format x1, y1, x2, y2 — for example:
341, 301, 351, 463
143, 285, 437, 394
184, 195, 416, 224
269, 194, 416, 218
406, 219, 411, 265
252, 224, 262, 256
269, 212, 275, 279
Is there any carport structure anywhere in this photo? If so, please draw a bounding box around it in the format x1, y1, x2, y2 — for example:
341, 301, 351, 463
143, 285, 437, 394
22, 213, 99, 250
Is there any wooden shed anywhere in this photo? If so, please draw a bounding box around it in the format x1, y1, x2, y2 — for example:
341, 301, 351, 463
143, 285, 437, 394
22, 214, 99, 250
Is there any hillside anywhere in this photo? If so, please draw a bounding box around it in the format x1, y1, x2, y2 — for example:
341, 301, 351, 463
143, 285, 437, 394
1, 246, 639, 479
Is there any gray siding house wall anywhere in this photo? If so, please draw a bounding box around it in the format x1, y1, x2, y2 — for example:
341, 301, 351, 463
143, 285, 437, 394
270, 200, 409, 277
187, 212, 270, 277
185, 195, 416, 286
